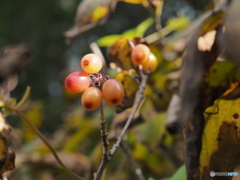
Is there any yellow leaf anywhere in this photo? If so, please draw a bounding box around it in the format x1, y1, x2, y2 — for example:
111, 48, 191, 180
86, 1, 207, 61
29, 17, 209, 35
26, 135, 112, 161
92, 6, 109, 22
119, 0, 142, 4
199, 97, 240, 179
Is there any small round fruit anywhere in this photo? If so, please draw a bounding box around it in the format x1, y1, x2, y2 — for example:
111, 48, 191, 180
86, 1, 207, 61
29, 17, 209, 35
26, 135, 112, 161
142, 53, 158, 73
102, 79, 124, 106
65, 71, 91, 93
80, 53, 103, 73
131, 44, 150, 65
81, 87, 102, 110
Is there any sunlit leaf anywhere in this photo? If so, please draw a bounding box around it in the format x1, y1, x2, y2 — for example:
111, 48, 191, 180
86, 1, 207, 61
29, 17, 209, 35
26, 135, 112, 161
97, 18, 154, 47
197, 30, 216, 51
199, 97, 240, 180
108, 37, 140, 71
204, 59, 240, 87
118, 0, 142, 4
114, 70, 139, 112
166, 17, 190, 31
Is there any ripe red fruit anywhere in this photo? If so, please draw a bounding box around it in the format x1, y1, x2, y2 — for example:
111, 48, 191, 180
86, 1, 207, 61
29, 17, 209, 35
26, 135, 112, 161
81, 87, 102, 110
65, 71, 91, 93
102, 79, 124, 106
131, 44, 150, 65
80, 53, 103, 73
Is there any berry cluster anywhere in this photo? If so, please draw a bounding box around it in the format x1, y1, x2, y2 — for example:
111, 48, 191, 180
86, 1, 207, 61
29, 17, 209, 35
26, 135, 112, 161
131, 44, 158, 73
65, 54, 125, 111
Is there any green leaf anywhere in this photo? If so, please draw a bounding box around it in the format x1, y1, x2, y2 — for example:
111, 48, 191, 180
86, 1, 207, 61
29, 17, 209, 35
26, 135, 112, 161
204, 60, 240, 87
161, 165, 186, 180
97, 18, 154, 46
166, 17, 190, 31
148, 178, 156, 180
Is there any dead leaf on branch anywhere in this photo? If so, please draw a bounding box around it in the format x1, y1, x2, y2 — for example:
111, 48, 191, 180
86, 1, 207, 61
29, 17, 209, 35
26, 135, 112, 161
0, 45, 31, 83
0, 113, 15, 174
64, 0, 118, 42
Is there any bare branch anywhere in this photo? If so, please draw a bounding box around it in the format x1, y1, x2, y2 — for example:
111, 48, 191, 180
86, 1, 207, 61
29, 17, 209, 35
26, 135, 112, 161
120, 140, 146, 180
94, 69, 148, 180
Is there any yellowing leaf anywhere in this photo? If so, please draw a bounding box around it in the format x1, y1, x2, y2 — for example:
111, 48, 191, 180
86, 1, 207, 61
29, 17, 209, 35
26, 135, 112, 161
204, 60, 240, 87
108, 37, 140, 71
92, 6, 109, 22
114, 71, 139, 112
166, 16, 190, 31
199, 98, 240, 179
119, 0, 142, 4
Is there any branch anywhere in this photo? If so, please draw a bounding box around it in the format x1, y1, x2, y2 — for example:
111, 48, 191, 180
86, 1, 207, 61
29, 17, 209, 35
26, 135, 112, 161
109, 69, 147, 156
94, 69, 148, 180
120, 140, 146, 180
100, 102, 109, 156
5, 105, 86, 180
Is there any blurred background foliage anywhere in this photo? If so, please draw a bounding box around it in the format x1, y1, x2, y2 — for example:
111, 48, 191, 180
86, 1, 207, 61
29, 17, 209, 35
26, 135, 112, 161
0, 0, 213, 179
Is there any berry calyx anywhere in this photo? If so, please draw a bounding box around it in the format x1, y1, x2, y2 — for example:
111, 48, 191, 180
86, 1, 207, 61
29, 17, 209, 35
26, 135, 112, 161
65, 71, 91, 93
81, 87, 102, 110
80, 53, 103, 73
131, 44, 150, 65
102, 79, 124, 106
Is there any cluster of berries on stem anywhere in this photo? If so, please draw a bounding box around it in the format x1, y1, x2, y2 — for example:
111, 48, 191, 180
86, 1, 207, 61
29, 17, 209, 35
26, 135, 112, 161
65, 53, 124, 110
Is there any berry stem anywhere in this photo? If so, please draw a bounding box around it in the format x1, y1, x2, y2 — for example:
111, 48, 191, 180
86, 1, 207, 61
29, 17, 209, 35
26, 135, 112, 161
109, 70, 147, 156
94, 70, 148, 180
5, 105, 86, 180
14, 86, 31, 109
100, 101, 109, 155
94, 101, 109, 180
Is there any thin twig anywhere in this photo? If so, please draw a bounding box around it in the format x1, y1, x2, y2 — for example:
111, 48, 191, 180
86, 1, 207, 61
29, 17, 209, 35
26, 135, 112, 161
109, 69, 147, 156
120, 140, 146, 180
5, 105, 86, 180
100, 101, 109, 156
14, 86, 31, 109
94, 70, 148, 180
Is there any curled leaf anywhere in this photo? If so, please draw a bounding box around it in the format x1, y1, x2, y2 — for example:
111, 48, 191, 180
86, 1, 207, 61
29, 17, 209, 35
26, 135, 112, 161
0, 45, 31, 83
64, 0, 118, 41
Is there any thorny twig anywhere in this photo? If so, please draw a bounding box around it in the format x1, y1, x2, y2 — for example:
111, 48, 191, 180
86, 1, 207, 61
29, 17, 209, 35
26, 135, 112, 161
94, 69, 148, 180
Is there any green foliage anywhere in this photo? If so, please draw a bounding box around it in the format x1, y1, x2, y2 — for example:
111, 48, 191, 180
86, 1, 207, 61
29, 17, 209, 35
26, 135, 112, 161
166, 17, 190, 31
97, 18, 154, 46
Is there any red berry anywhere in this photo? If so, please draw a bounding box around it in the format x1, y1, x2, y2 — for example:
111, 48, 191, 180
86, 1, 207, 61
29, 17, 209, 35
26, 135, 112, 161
102, 79, 124, 106
131, 44, 150, 65
65, 71, 91, 93
81, 87, 102, 110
